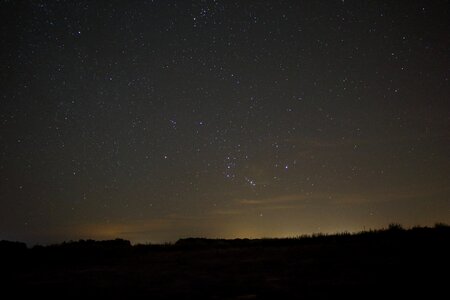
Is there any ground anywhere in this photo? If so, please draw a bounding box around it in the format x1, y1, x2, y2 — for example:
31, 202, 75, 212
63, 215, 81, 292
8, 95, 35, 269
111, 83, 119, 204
1, 226, 448, 299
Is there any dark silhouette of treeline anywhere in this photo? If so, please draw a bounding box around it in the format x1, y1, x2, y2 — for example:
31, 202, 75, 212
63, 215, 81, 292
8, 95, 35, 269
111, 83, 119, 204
3, 223, 448, 252
1, 224, 449, 299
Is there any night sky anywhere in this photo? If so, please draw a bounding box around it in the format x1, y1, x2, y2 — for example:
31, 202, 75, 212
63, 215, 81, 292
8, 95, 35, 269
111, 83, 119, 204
1, 0, 449, 245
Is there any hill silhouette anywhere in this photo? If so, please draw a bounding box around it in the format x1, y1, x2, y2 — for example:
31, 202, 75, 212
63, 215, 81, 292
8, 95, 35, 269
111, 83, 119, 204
1, 224, 449, 299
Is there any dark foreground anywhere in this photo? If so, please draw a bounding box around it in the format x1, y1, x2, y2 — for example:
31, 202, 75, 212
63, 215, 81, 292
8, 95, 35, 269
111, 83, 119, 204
1, 225, 449, 299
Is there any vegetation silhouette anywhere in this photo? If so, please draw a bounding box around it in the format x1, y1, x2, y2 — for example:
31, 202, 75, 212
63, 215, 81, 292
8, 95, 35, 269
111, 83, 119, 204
1, 224, 448, 299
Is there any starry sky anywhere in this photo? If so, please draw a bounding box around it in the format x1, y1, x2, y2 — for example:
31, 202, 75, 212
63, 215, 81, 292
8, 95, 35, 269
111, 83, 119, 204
1, 0, 449, 245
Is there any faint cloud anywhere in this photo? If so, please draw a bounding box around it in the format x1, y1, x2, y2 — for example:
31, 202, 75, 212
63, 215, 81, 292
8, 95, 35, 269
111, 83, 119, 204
329, 183, 450, 205
208, 209, 244, 216
237, 193, 326, 206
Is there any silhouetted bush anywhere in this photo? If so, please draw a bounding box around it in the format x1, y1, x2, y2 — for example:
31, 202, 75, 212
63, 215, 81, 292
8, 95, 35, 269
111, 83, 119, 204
0, 240, 27, 252
388, 223, 404, 231
434, 222, 449, 229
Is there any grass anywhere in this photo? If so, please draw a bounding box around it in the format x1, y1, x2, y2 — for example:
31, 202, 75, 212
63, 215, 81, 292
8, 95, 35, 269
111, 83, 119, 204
1, 224, 448, 299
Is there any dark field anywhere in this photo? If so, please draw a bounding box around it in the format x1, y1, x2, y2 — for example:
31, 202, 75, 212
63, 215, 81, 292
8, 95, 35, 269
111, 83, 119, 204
1, 225, 449, 299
